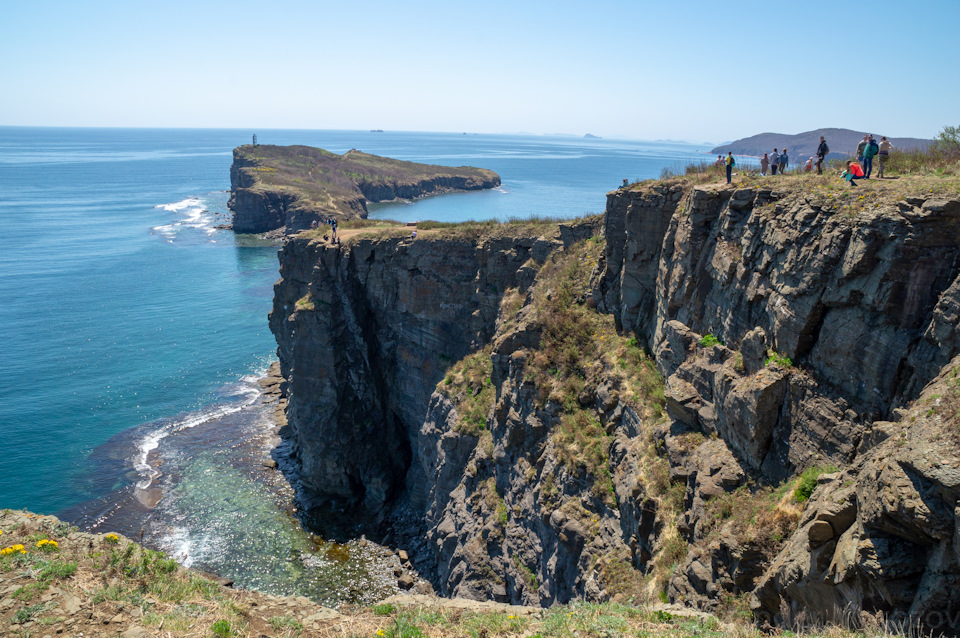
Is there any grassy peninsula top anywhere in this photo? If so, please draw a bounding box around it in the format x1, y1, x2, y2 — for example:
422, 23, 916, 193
229, 144, 501, 233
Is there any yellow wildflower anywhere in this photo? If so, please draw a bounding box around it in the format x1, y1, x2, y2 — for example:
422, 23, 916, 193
37, 539, 59, 550
105, 533, 120, 544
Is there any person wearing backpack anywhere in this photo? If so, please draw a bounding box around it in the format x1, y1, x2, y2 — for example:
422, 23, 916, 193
856, 135, 868, 164
816, 136, 829, 175
770, 148, 780, 175
862, 136, 879, 179
779, 148, 789, 174
725, 152, 735, 184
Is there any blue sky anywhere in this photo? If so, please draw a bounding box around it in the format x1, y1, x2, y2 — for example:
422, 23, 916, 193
2, 0, 957, 142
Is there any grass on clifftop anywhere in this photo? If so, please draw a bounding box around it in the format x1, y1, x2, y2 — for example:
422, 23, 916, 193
643, 124, 959, 195
336, 214, 602, 246
235, 144, 499, 216
0, 511, 250, 637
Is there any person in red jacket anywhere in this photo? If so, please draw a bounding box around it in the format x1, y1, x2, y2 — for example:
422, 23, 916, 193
841, 161, 865, 187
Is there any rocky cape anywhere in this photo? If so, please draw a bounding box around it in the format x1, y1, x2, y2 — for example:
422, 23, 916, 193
228, 144, 501, 234
269, 178, 960, 633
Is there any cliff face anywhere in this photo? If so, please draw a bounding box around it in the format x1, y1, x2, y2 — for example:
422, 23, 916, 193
601, 185, 960, 479
270, 180, 960, 630
269, 223, 596, 518
600, 183, 960, 628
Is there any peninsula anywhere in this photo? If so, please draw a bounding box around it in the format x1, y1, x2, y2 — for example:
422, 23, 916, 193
228, 144, 501, 234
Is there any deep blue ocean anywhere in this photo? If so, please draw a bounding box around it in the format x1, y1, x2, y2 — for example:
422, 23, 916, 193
0, 127, 709, 600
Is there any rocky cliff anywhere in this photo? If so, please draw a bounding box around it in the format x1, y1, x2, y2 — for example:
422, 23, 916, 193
229, 145, 501, 234
270, 177, 960, 632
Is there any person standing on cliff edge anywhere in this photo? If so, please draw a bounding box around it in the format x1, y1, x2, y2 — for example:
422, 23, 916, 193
725, 152, 735, 184
816, 136, 829, 175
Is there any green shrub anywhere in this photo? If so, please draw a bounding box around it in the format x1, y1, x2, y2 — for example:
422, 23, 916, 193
210, 619, 233, 637
793, 465, 838, 503
699, 334, 722, 347
39, 560, 77, 581
495, 502, 508, 526
765, 350, 792, 368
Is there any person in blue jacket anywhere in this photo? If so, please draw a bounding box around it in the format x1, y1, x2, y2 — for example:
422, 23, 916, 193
862, 135, 879, 179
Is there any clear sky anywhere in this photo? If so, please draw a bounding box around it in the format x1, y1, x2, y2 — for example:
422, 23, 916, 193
2, 0, 957, 142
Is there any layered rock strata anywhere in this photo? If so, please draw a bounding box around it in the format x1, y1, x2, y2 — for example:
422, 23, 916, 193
600, 183, 960, 629
271, 180, 960, 631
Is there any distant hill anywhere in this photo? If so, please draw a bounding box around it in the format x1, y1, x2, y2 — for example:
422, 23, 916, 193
712, 128, 932, 162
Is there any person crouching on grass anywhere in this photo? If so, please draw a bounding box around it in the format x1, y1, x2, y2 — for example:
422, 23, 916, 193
841, 161, 865, 187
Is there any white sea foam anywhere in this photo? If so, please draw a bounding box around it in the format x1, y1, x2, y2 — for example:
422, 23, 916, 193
164, 525, 223, 568
132, 384, 260, 490
156, 197, 203, 212
152, 197, 218, 238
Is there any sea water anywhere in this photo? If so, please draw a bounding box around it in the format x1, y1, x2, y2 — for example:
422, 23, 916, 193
0, 127, 711, 601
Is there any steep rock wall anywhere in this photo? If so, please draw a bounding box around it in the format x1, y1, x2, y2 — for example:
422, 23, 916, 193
601, 185, 960, 421
600, 183, 960, 628
357, 174, 501, 202
269, 224, 596, 518
271, 179, 960, 628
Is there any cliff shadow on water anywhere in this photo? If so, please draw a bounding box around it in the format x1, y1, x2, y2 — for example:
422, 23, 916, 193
270, 176, 960, 633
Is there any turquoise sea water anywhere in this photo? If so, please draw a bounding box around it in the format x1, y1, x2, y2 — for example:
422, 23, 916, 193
0, 127, 709, 599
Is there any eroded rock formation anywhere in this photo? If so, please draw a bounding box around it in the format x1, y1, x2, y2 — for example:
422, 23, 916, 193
270, 180, 960, 632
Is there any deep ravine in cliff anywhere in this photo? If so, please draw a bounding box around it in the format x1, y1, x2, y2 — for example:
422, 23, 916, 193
269, 179, 960, 632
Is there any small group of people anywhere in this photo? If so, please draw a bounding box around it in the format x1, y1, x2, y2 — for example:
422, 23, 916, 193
717, 132, 895, 188
842, 134, 894, 186
310, 216, 340, 243
759, 148, 790, 176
